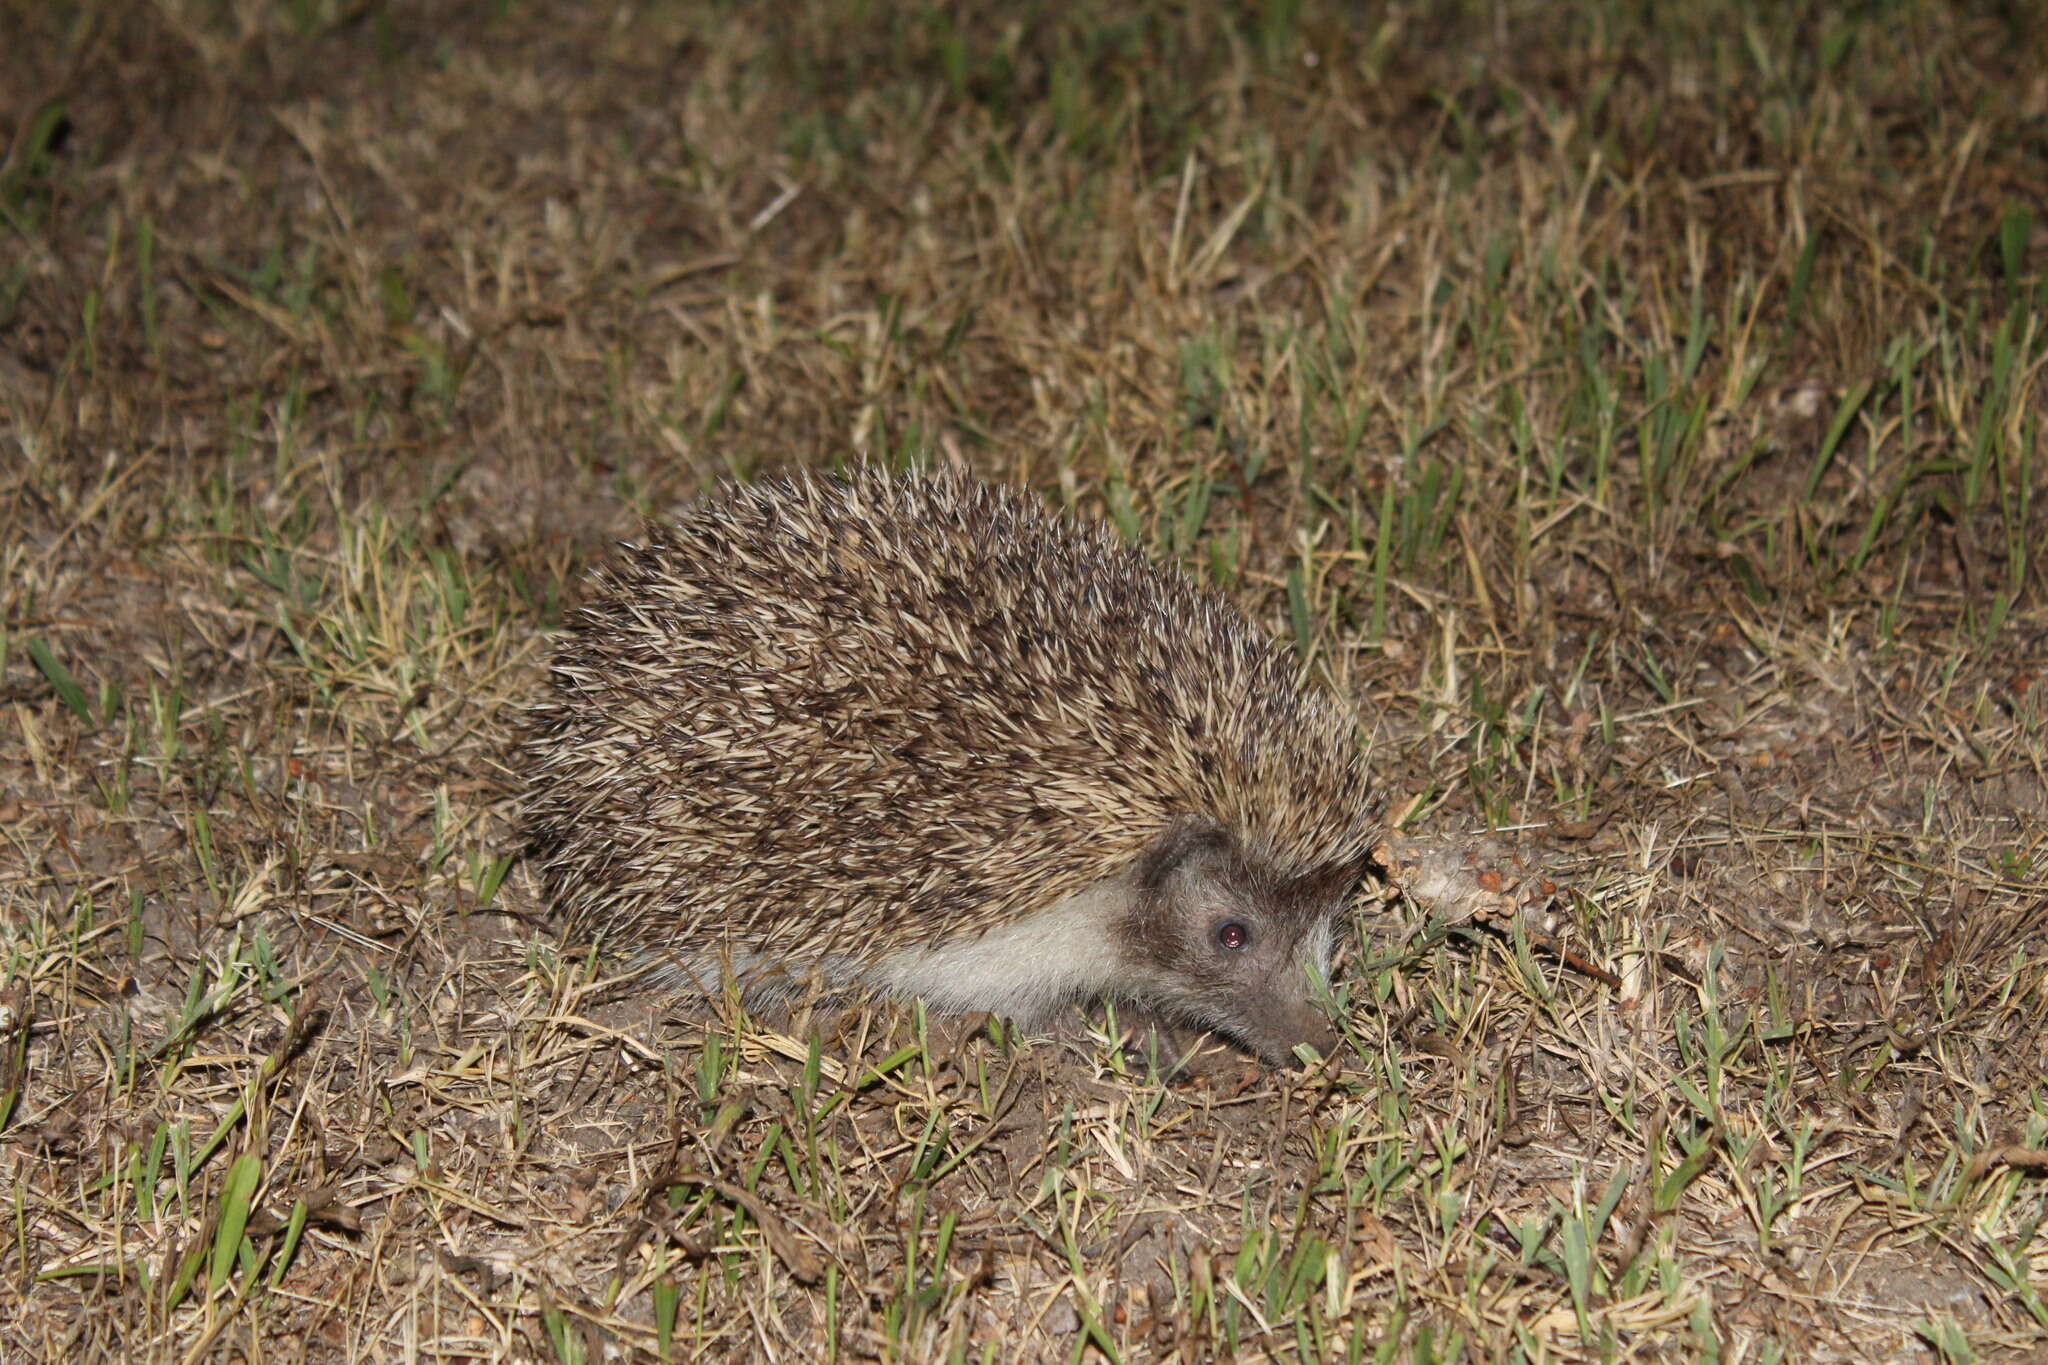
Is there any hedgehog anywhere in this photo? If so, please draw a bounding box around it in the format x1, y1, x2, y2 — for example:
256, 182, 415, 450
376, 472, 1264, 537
519, 466, 1379, 1065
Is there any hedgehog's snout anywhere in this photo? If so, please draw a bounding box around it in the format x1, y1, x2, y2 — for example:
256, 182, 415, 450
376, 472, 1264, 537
1194, 929, 1342, 1067
1232, 986, 1340, 1069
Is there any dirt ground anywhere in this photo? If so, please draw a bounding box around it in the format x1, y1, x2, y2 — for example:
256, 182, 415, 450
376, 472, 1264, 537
2, 1, 2045, 1360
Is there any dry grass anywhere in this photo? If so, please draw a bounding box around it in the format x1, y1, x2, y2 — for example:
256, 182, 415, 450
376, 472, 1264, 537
3, 0, 2046, 1359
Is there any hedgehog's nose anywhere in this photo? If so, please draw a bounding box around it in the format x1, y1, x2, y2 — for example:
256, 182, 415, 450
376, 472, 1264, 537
1248, 995, 1340, 1069
1303, 1017, 1341, 1061
1281, 1020, 1341, 1069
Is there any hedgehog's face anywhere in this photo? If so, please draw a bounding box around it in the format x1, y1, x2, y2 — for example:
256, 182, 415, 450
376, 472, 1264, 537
1122, 819, 1361, 1067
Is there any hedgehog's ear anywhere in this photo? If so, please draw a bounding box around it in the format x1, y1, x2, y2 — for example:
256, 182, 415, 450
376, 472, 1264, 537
1136, 816, 1231, 890
1290, 852, 1373, 909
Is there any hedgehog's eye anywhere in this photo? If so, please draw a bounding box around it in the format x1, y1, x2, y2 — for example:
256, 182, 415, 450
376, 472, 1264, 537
1214, 920, 1251, 952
